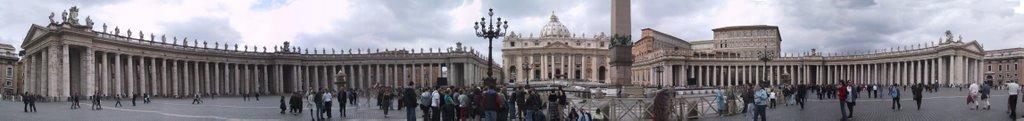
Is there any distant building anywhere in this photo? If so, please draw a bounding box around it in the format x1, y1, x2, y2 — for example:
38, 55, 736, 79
502, 13, 610, 84
983, 48, 1024, 86
0, 44, 18, 97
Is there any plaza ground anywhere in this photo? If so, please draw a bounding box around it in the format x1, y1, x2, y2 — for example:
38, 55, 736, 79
1, 88, 1024, 121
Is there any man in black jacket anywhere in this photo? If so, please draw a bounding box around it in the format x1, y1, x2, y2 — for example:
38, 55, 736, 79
523, 86, 541, 121
338, 88, 347, 117
403, 82, 418, 121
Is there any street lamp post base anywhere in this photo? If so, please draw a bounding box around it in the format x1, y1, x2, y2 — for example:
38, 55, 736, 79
483, 77, 497, 86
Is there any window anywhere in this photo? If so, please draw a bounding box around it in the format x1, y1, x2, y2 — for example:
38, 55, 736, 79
510, 42, 516, 47
5, 67, 10, 79
988, 66, 992, 71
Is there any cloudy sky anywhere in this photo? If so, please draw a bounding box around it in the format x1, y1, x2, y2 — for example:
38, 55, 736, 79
1, 0, 1023, 62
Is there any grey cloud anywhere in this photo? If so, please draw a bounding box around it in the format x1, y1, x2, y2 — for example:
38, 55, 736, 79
161, 17, 242, 47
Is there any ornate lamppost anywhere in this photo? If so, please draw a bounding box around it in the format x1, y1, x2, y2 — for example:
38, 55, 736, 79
473, 8, 509, 86
757, 46, 774, 86
654, 66, 663, 89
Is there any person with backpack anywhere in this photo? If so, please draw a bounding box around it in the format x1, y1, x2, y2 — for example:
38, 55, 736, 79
483, 86, 504, 121
754, 82, 769, 121
980, 81, 992, 110
891, 84, 902, 110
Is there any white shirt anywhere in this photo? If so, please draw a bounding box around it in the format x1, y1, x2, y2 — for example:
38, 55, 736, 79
1008, 83, 1021, 95
323, 92, 333, 102
431, 90, 440, 107
969, 83, 980, 94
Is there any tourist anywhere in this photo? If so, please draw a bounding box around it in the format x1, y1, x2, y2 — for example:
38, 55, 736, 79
255, 92, 260, 101
280, 96, 286, 114
290, 92, 303, 114
421, 88, 432, 119
891, 84, 902, 110
307, 91, 318, 120
115, 94, 123, 107
403, 82, 418, 121
71, 95, 81, 109
592, 109, 607, 121
458, 88, 470, 120
323, 89, 333, 119
314, 89, 325, 120
524, 86, 541, 121
483, 86, 502, 121
22, 92, 30, 112
338, 88, 348, 117
846, 81, 858, 119
92, 93, 103, 110
243, 92, 249, 101
350, 89, 358, 106
1007, 81, 1020, 118
797, 84, 807, 109
769, 86, 777, 109
913, 83, 924, 110
980, 81, 991, 110
838, 81, 848, 121
754, 82, 769, 121
192, 93, 202, 104
715, 86, 725, 115
511, 87, 524, 119
431, 87, 442, 121
132, 94, 137, 106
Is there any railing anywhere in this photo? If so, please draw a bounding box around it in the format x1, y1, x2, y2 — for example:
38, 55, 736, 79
561, 93, 722, 121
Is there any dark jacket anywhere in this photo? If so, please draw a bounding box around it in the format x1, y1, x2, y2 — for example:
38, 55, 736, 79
403, 88, 417, 107
524, 93, 542, 110
912, 85, 923, 99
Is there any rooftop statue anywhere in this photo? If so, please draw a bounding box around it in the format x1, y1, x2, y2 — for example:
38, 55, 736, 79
85, 16, 93, 27
68, 6, 80, 25
48, 12, 56, 24
114, 26, 120, 36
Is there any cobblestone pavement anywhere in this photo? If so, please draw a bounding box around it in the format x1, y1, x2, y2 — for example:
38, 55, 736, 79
1, 88, 1022, 121
698, 87, 1024, 121
0, 96, 417, 121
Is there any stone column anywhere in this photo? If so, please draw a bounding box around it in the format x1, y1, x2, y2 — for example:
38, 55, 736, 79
100, 52, 108, 96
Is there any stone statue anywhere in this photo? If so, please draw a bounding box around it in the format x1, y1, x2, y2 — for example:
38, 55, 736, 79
85, 16, 93, 27
244, 45, 248, 51
203, 41, 207, 48
945, 30, 953, 43
234, 44, 238, 51
322, 48, 326, 54
273, 46, 278, 52
348, 49, 352, 54
61, 10, 67, 23
114, 26, 120, 36
332, 49, 335, 54
305, 49, 309, 54
48, 12, 56, 24
68, 6, 79, 25
102, 23, 107, 33
215, 42, 219, 49
139, 31, 143, 40
357, 49, 361, 54
161, 35, 166, 43
263, 47, 267, 52
173, 36, 177, 44
183, 37, 188, 46
282, 41, 291, 52
193, 39, 198, 47
127, 29, 132, 39
958, 35, 963, 42
150, 34, 155, 42
224, 44, 229, 50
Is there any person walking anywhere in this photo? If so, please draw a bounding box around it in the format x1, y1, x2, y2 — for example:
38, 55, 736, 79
255, 92, 260, 101
524, 86, 541, 121
980, 82, 992, 110
1007, 82, 1020, 118
890, 84, 902, 110
431, 88, 442, 121
92, 93, 103, 110
797, 84, 807, 110
846, 81, 858, 119
71, 95, 81, 109
313, 90, 325, 120
307, 91, 318, 120
338, 88, 348, 117
323, 89, 333, 119
969, 82, 980, 110
132, 94, 137, 106
280, 96, 287, 114
192, 93, 202, 104
22, 92, 30, 112
754, 83, 768, 121
115, 94, 123, 107
403, 82, 418, 121
912, 83, 923, 110
838, 81, 849, 121
382, 88, 394, 118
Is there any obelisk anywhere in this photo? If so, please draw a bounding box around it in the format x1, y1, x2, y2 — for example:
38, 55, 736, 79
609, 0, 637, 97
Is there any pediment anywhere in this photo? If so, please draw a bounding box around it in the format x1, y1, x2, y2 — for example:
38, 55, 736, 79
961, 41, 984, 53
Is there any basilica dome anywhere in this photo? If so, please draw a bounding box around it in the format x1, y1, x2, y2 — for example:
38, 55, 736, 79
539, 13, 570, 38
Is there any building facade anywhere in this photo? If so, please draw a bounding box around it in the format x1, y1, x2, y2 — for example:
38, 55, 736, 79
0, 44, 18, 97
633, 27, 985, 87
983, 48, 1024, 86
19, 7, 499, 100
502, 13, 610, 84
